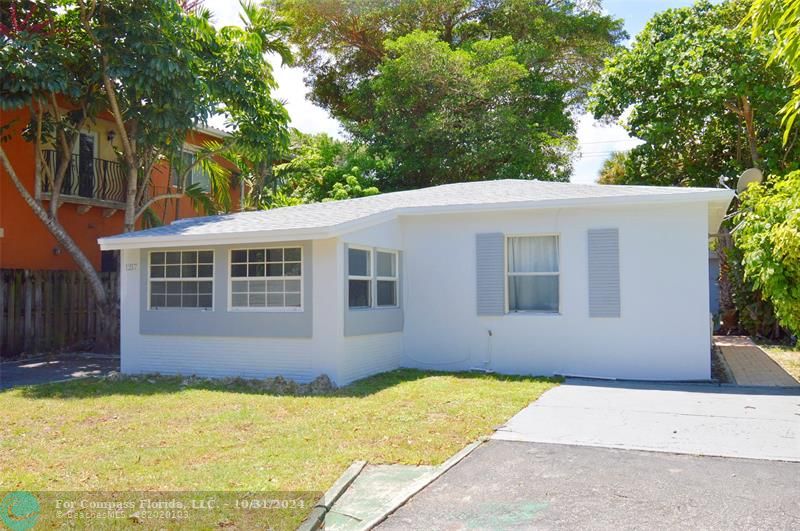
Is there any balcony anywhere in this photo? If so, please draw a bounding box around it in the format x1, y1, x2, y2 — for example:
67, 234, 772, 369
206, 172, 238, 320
40, 149, 127, 211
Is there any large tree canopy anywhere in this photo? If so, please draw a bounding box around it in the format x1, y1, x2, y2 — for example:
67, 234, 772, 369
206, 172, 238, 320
276, 0, 625, 189
590, 0, 797, 187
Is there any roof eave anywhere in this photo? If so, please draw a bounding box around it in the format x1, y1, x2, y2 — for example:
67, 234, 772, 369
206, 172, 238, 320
99, 189, 735, 250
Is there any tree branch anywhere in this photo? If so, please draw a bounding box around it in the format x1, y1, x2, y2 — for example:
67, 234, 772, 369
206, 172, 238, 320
135, 192, 185, 220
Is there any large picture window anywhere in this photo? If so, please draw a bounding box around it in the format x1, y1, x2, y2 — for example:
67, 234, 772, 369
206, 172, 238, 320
348, 247, 399, 309
507, 236, 559, 313
149, 250, 214, 310
230, 247, 302, 310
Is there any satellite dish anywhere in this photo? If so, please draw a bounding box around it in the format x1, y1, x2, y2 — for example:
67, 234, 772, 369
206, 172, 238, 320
736, 168, 763, 194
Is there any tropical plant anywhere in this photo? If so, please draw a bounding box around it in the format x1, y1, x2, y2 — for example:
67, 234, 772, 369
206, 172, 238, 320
271, 131, 381, 203
734, 172, 800, 340
597, 151, 629, 184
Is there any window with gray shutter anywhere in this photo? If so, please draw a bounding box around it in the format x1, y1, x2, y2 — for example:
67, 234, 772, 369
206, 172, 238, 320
476, 233, 505, 315
588, 228, 620, 318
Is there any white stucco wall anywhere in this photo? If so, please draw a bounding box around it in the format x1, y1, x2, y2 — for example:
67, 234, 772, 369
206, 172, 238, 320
118, 200, 712, 385
120, 239, 343, 383
400, 202, 711, 380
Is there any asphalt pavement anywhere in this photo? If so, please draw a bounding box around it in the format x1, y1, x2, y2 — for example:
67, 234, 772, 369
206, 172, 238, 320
0, 353, 119, 389
379, 440, 800, 530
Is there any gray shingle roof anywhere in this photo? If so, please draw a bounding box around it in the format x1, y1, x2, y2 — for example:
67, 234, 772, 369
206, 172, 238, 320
100, 179, 732, 247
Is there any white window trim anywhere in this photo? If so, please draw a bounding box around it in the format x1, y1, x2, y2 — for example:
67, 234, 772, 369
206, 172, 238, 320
227, 246, 304, 313
147, 249, 215, 311
347, 245, 401, 310
374, 248, 400, 308
347, 245, 373, 309
504, 233, 562, 315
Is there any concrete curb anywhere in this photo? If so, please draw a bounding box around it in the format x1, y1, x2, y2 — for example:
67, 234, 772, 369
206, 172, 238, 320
360, 438, 486, 530
297, 460, 367, 531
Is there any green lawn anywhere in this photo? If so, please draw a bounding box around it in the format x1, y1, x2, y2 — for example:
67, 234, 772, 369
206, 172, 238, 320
0, 369, 557, 528
758, 342, 800, 382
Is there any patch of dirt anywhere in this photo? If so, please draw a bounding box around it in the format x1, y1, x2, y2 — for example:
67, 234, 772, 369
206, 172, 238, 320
711, 346, 733, 383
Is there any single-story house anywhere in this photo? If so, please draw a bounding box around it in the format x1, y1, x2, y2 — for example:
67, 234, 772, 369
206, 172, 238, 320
99, 179, 734, 385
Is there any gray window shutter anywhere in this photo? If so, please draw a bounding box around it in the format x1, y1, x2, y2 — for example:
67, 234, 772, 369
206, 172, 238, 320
476, 233, 505, 315
588, 228, 620, 318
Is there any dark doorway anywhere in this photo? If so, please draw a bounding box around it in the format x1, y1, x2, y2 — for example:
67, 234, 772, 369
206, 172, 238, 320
78, 133, 95, 198
101, 250, 119, 273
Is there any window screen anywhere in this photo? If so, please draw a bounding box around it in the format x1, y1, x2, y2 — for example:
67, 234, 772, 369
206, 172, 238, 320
230, 247, 302, 309
149, 250, 213, 309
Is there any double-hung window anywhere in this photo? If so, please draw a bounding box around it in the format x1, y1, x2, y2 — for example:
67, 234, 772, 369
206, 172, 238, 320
149, 250, 214, 310
348, 247, 399, 308
348, 248, 372, 308
230, 247, 302, 310
375, 251, 398, 307
507, 235, 559, 313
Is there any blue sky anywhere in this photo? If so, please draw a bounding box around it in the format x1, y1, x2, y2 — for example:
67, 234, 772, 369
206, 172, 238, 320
206, 0, 701, 183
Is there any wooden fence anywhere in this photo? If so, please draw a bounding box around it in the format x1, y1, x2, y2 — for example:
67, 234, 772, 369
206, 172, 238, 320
0, 269, 119, 357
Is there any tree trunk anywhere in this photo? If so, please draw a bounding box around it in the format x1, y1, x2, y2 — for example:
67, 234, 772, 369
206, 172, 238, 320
123, 163, 138, 232
717, 228, 737, 334
0, 144, 117, 352
741, 96, 761, 168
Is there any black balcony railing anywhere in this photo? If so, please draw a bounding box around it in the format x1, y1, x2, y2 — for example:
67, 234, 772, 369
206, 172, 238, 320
41, 149, 126, 204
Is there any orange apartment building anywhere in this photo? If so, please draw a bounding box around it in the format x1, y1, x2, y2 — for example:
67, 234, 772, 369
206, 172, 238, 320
0, 107, 242, 272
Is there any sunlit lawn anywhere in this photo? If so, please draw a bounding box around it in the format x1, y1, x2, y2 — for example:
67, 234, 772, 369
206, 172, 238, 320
758, 342, 800, 382
0, 369, 557, 528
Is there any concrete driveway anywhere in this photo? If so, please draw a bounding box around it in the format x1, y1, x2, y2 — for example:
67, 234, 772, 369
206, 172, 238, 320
378, 440, 800, 530
0, 353, 119, 390
493, 379, 800, 462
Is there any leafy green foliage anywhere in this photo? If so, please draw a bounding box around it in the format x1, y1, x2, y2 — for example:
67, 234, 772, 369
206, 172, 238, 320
748, 0, 800, 142
734, 172, 800, 338
276, 0, 625, 189
590, 0, 797, 186
271, 131, 381, 203
327, 175, 379, 201
364, 31, 574, 188
722, 240, 785, 338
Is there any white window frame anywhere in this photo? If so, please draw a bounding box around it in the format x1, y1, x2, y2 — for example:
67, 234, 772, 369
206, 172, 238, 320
347, 246, 401, 310
504, 234, 561, 315
227, 246, 304, 313
374, 249, 399, 308
347, 246, 373, 309
173, 145, 210, 191
147, 249, 215, 311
